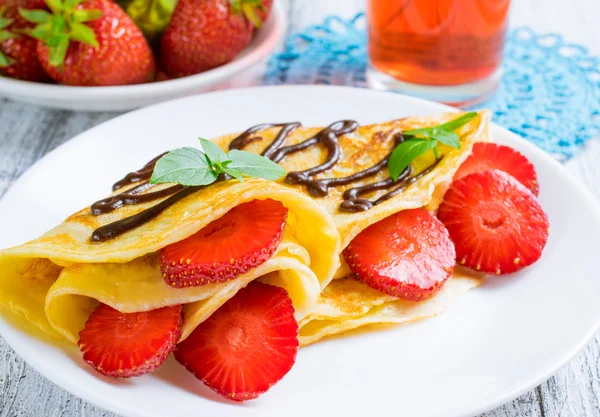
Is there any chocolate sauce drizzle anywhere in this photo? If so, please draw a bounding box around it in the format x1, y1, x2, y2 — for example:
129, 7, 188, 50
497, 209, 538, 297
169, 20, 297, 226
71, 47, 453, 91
90, 121, 442, 241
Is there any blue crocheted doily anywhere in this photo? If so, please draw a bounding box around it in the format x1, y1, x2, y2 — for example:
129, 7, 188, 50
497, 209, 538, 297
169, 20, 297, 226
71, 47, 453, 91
264, 14, 600, 160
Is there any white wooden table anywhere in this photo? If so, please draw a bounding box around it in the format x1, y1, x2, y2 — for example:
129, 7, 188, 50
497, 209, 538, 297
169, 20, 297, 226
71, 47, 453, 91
1, 0, 599, 415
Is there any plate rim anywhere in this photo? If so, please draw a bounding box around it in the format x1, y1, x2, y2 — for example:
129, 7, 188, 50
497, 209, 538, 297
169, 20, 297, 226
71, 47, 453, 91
1, 85, 600, 417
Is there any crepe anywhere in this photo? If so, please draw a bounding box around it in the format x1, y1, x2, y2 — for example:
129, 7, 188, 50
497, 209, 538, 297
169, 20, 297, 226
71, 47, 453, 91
0, 110, 490, 349
213, 111, 491, 344
0, 180, 340, 343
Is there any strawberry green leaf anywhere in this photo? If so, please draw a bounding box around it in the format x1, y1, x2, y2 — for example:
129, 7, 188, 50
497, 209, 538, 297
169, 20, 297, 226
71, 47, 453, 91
150, 147, 219, 186
227, 149, 286, 180
388, 138, 438, 181
26, 21, 53, 40
70, 21, 98, 48
46, 0, 63, 13
121, 0, 176, 41
198, 138, 228, 163
48, 34, 69, 66
0, 7, 14, 30
72, 9, 102, 23
19, 9, 52, 23
241, 3, 262, 28
50, 13, 66, 37
0, 50, 14, 67
0, 29, 18, 42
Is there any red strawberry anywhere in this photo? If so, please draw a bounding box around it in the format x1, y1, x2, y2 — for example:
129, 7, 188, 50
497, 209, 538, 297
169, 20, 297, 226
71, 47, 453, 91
454, 143, 539, 195
438, 169, 549, 275
343, 208, 456, 301
175, 281, 298, 401
21, 0, 155, 86
78, 304, 182, 378
0, 0, 51, 81
160, 0, 270, 78
160, 199, 287, 288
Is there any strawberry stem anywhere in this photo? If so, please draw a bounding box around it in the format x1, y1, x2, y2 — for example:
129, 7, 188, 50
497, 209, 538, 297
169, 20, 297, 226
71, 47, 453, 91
19, 0, 103, 68
229, 0, 265, 28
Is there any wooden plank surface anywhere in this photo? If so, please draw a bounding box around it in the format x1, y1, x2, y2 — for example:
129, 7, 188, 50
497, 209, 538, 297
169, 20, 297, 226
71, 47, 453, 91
0, 0, 599, 415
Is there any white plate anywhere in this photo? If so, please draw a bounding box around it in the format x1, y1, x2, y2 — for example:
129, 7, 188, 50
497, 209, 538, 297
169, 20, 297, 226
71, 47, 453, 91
1, 86, 599, 417
0, 4, 285, 112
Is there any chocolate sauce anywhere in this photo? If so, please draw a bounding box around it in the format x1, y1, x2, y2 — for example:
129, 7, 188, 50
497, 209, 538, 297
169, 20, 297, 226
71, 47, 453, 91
91, 120, 443, 241
91, 186, 201, 243
339, 158, 442, 212
91, 183, 184, 215
112, 153, 166, 191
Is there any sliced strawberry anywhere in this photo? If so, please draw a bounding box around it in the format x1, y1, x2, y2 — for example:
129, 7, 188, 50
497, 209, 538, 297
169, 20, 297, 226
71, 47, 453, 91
160, 199, 288, 288
175, 281, 298, 401
454, 142, 539, 195
343, 208, 456, 301
78, 304, 182, 378
438, 169, 549, 275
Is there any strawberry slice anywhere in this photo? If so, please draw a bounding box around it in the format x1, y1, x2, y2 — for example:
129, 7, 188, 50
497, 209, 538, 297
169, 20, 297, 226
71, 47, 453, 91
78, 304, 182, 378
454, 142, 539, 195
175, 281, 298, 401
438, 169, 549, 275
160, 199, 288, 288
343, 208, 456, 301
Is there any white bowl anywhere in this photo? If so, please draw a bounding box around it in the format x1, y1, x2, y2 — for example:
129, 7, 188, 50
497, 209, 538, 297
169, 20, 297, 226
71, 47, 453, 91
0, 3, 285, 112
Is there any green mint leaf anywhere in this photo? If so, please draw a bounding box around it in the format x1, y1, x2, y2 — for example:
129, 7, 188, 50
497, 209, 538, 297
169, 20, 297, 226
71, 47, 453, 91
403, 126, 435, 139
227, 149, 286, 180
18, 9, 51, 24
430, 128, 460, 149
69, 22, 98, 48
388, 138, 438, 181
150, 147, 218, 186
198, 138, 227, 163
437, 112, 478, 132
223, 166, 244, 182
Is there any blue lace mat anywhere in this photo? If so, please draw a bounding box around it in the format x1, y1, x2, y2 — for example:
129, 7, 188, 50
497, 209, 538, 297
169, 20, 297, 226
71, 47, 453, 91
264, 14, 600, 161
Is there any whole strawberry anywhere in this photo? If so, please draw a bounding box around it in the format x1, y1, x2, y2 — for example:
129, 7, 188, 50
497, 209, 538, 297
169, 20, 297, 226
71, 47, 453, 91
160, 0, 270, 78
21, 0, 156, 86
0, 0, 51, 82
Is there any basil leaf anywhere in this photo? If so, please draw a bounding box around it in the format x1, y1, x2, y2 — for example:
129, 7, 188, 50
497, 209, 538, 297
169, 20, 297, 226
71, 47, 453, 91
222, 166, 244, 182
431, 128, 460, 149
228, 150, 286, 180
150, 147, 218, 186
437, 112, 478, 132
198, 138, 227, 163
403, 126, 435, 138
388, 138, 438, 181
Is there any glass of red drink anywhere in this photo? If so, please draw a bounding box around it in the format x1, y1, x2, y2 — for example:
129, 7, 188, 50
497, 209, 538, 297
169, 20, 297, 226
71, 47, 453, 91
367, 0, 511, 106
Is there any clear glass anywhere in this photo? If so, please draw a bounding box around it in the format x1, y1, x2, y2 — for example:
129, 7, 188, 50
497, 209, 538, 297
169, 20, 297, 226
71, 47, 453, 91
366, 0, 510, 107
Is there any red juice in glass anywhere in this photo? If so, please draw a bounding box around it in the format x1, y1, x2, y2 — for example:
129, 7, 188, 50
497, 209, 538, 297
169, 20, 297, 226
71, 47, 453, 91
367, 0, 510, 105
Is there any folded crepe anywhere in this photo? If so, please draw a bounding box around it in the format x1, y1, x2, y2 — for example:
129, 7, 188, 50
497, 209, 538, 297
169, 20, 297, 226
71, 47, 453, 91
212, 111, 491, 345
0, 180, 341, 343
0, 110, 489, 349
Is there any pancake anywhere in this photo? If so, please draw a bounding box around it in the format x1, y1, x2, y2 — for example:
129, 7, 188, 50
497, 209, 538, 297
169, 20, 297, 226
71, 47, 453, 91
0, 181, 340, 342
0, 110, 489, 349
213, 110, 490, 344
